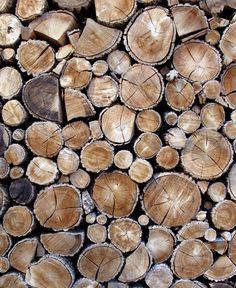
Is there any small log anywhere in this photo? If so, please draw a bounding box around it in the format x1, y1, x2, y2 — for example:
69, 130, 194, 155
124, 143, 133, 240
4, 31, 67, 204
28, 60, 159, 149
212, 200, 236, 230
124, 7, 176, 65
222, 64, 236, 109
26, 255, 74, 288
107, 50, 131, 75
75, 19, 122, 59
156, 146, 179, 170
89, 120, 103, 140
26, 157, 58, 185
101, 104, 136, 145
197, 180, 209, 194
87, 224, 107, 243
223, 121, 236, 140
9, 178, 35, 204
205, 228, 217, 242
207, 238, 228, 255
173, 41, 221, 82
128, 158, 153, 184
165, 78, 195, 111
171, 239, 213, 279
196, 210, 207, 221
17, 40, 55, 76
165, 127, 187, 149
134, 133, 162, 159
85, 213, 96, 224
0, 14, 21, 47
138, 214, 149, 226
164, 111, 178, 126
3, 206, 34, 237
57, 148, 80, 175
118, 243, 152, 282
70, 169, 91, 189
12, 128, 25, 142
88, 76, 118, 107
177, 111, 201, 134
114, 150, 133, 170
145, 264, 173, 288
25, 121, 63, 158
73, 278, 101, 288
92, 60, 108, 76
2, 47, 15, 63
202, 80, 221, 100
81, 140, 114, 173
2, 99, 27, 126
9, 238, 38, 273
143, 173, 201, 227
60, 57, 92, 89
0, 225, 11, 256
204, 256, 236, 281
0, 67, 22, 100
0, 256, 10, 273
120, 64, 164, 110
0, 157, 10, 179
56, 44, 73, 61
92, 171, 139, 218
207, 182, 226, 202
96, 214, 107, 225
0, 185, 10, 218
205, 30, 220, 45
147, 226, 175, 263
78, 244, 124, 282
136, 110, 161, 132
220, 23, 236, 62
40, 231, 84, 256
34, 184, 82, 231
16, 0, 47, 21
108, 218, 141, 253
0, 273, 27, 288
177, 221, 209, 241
200, 103, 225, 130
108, 281, 128, 288
29, 10, 78, 46
23, 74, 63, 123
181, 128, 233, 180
0, 0, 15, 13
4, 143, 27, 165
63, 121, 91, 150
95, 0, 136, 26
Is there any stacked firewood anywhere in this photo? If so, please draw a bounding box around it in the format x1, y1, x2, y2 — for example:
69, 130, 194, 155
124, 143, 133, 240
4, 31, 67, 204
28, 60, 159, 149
0, 0, 236, 287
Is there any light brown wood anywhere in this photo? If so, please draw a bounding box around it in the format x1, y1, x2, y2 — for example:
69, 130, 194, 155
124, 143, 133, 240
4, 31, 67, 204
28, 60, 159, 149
229, 231, 236, 265
228, 163, 236, 200
128, 158, 153, 184
89, 120, 103, 140
156, 146, 179, 170
114, 150, 133, 170
222, 64, 236, 109
0, 224, 11, 256
145, 264, 173, 288
87, 224, 107, 244
212, 200, 236, 230
200, 103, 225, 130
0, 273, 28, 288
0, 0, 15, 13
107, 50, 131, 75
56, 44, 73, 61
203, 80, 221, 100
0, 14, 21, 47
136, 110, 161, 132
92, 60, 108, 76
177, 111, 201, 134
0, 67, 22, 100
223, 121, 236, 139
134, 133, 162, 159
143, 173, 201, 227
92, 171, 139, 218
2, 99, 27, 126
0, 185, 9, 218
164, 111, 178, 126
207, 182, 226, 202
70, 169, 91, 189
0, 256, 10, 273
73, 278, 101, 288
2, 47, 15, 63
34, 184, 82, 230
165, 127, 187, 149
57, 147, 79, 175
177, 221, 209, 241
207, 238, 228, 255
16, 0, 47, 21
204, 228, 217, 242
171, 280, 207, 288
0, 157, 10, 179
220, 23, 236, 61
4, 143, 26, 165
96, 214, 107, 225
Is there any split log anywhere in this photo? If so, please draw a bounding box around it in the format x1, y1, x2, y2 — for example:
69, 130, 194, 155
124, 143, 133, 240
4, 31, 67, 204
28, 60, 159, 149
118, 243, 152, 282
134, 133, 162, 159
74, 19, 122, 59
177, 111, 201, 134
147, 226, 175, 263
0, 225, 11, 256
222, 64, 236, 109
95, 0, 136, 26
0, 256, 10, 273
82, 190, 94, 214
92, 171, 139, 218
57, 148, 80, 175
81, 140, 114, 173
145, 264, 173, 288
26, 255, 74, 288
101, 104, 136, 145
78, 244, 124, 282
211, 200, 236, 230
3, 205, 34, 237
124, 7, 176, 65
4, 143, 27, 165
70, 169, 91, 189
16, 0, 47, 21
220, 23, 236, 62
23, 74, 63, 123
0, 273, 28, 288
120, 64, 164, 110
9, 178, 36, 204
63, 121, 91, 150
26, 157, 58, 185
89, 120, 103, 140
0, 157, 10, 179
88, 76, 118, 107
8, 238, 38, 273
173, 41, 221, 82
107, 50, 131, 75
171, 239, 213, 279
207, 238, 228, 255
41, 231, 84, 256
114, 150, 133, 170
0, 14, 21, 47
0, 185, 10, 217
177, 221, 209, 241
87, 224, 107, 244
143, 173, 201, 227
207, 182, 226, 202
156, 146, 179, 170
0, 67, 22, 100
181, 128, 233, 180
136, 110, 161, 132
128, 158, 153, 183
2, 99, 27, 126
165, 78, 195, 111
200, 103, 225, 130
108, 218, 142, 252
165, 127, 187, 149
17, 40, 55, 76
56, 44, 73, 61
25, 121, 63, 158
34, 184, 82, 230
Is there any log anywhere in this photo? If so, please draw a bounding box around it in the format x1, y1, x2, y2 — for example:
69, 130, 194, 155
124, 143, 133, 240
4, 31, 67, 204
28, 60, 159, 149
134, 133, 162, 159
124, 7, 176, 65
120, 64, 164, 110
207, 182, 226, 202
136, 110, 161, 132
128, 158, 153, 183
96, 214, 107, 225
34, 184, 82, 230
222, 64, 236, 109
9, 178, 36, 204
177, 110, 201, 134
203, 80, 221, 100
228, 163, 236, 200
40, 231, 84, 256
87, 224, 107, 244
171, 280, 207, 287
2, 47, 15, 63
89, 120, 103, 140
114, 150, 133, 170
10, 165, 25, 179
92, 171, 139, 217
70, 169, 91, 189
0, 185, 10, 217
4, 143, 27, 165
165, 127, 187, 149
0, 14, 21, 47
0, 67, 22, 100
0, 157, 10, 179
211, 200, 236, 230
207, 238, 228, 255
2, 99, 27, 126
0, 224, 11, 256
145, 264, 173, 288
108, 218, 142, 252
143, 173, 201, 227
107, 50, 131, 75
73, 278, 101, 288
164, 111, 178, 126
177, 221, 209, 241
205, 228, 217, 242
0, 0, 16, 13
156, 146, 179, 170
56, 44, 73, 61
0, 256, 10, 273
0, 125, 12, 157
81, 140, 114, 173
53, 0, 92, 12
57, 147, 80, 175
229, 231, 236, 265
16, 0, 47, 21
12, 128, 25, 141
78, 244, 124, 282
0, 273, 28, 288
200, 103, 225, 130
138, 214, 149, 226
3, 205, 35, 237
223, 121, 236, 140
220, 23, 236, 62
82, 190, 94, 215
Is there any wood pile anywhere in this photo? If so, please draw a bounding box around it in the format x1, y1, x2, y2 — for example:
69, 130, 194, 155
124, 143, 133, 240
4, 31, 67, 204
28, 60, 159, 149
0, 0, 236, 287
